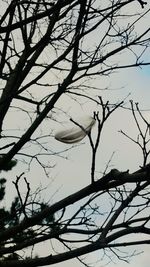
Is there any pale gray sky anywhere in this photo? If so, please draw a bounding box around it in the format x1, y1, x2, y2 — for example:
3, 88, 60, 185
1, 1, 150, 266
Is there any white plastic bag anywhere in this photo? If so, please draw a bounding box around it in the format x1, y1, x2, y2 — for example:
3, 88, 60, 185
55, 116, 95, 144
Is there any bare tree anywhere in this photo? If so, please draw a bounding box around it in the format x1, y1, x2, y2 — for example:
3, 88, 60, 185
0, 0, 150, 266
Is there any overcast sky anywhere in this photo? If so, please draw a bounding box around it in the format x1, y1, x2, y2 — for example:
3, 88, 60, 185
1, 1, 150, 267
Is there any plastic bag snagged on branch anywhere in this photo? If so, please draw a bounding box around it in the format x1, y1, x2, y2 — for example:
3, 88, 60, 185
55, 116, 96, 144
